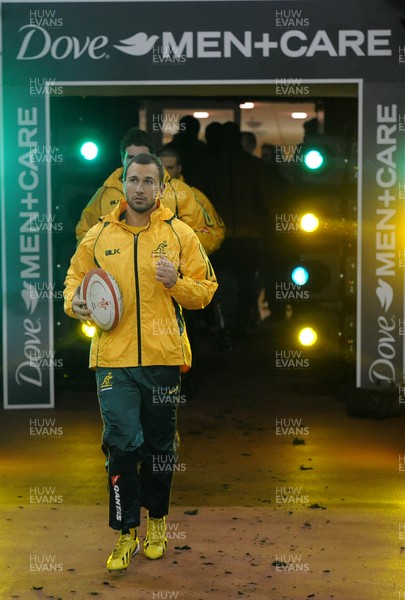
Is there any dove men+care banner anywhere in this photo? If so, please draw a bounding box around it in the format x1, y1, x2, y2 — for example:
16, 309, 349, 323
1, 76, 52, 408
359, 84, 405, 388
2, 1, 404, 82
1, 1, 405, 407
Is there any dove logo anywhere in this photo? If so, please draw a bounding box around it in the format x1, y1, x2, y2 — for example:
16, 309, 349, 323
114, 32, 159, 56
376, 278, 393, 312
21, 281, 39, 314
16, 25, 109, 60
368, 315, 396, 383
15, 318, 43, 388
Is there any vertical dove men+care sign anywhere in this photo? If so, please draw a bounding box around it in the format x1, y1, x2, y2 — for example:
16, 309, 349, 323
360, 83, 405, 388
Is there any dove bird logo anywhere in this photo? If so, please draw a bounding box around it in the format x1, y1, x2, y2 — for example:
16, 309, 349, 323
376, 278, 394, 312
113, 33, 159, 56
21, 281, 39, 315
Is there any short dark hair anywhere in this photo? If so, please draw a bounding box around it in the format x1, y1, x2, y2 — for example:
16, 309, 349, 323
241, 131, 257, 151
179, 115, 200, 136
119, 128, 155, 159
123, 152, 164, 185
157, 144, 182, 165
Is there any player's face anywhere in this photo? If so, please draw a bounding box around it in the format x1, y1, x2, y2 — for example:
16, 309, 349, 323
124, 161, 162, 215
124, 145, 150, 165
160, 156, 182, 179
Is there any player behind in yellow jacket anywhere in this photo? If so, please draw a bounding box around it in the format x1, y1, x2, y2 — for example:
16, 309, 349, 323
64, 153, 217, 571
157, 144, 226, 247
75, 127, 222, 255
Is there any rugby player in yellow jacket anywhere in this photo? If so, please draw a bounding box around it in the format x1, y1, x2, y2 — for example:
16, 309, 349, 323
157, 145, 226, 247
76, 128, 222, 255
64, 153, 217, 571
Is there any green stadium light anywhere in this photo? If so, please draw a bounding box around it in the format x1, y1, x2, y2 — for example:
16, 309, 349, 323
291, 266, 309, 286
80, 140, 99, 161
294, 135, 347, 185
303, 149, 324, 170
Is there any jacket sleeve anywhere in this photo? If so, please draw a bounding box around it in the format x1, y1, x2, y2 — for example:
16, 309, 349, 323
167, 178, 221, 256
63, 230, 98, 318
75, 186, 106, 243
75, 184, 124, 243
167, 222, 218, 310
192, 187, 226, 253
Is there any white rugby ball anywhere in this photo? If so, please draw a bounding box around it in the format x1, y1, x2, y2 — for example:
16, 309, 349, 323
81, 268, 123, 331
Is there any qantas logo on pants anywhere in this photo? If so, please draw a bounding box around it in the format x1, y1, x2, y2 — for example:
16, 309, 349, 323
111, 475, 121, 486
111, 475, 122, 521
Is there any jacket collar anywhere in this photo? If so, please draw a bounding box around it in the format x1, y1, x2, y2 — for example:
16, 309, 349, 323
104, 166, 124, 189
101, 198, 175, 226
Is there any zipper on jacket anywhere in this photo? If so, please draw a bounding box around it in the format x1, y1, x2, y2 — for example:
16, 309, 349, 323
93, 222, 110, 367
134, 234, 142, 366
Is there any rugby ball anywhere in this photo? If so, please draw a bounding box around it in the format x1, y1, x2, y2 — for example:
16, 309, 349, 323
81, 269, 123, 331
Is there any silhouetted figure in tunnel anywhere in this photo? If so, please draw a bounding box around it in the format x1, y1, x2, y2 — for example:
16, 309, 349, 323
169, 115, 208, 189
203, 121, 273, 347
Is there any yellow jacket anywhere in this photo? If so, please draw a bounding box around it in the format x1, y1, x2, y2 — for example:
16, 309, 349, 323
65, 200, 218, 371
179, 175, 226, 247
75, 167, 222, 254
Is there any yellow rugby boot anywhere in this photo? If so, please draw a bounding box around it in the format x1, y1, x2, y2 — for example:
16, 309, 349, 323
107, 528, 139, 571
144, 514, 167, 560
